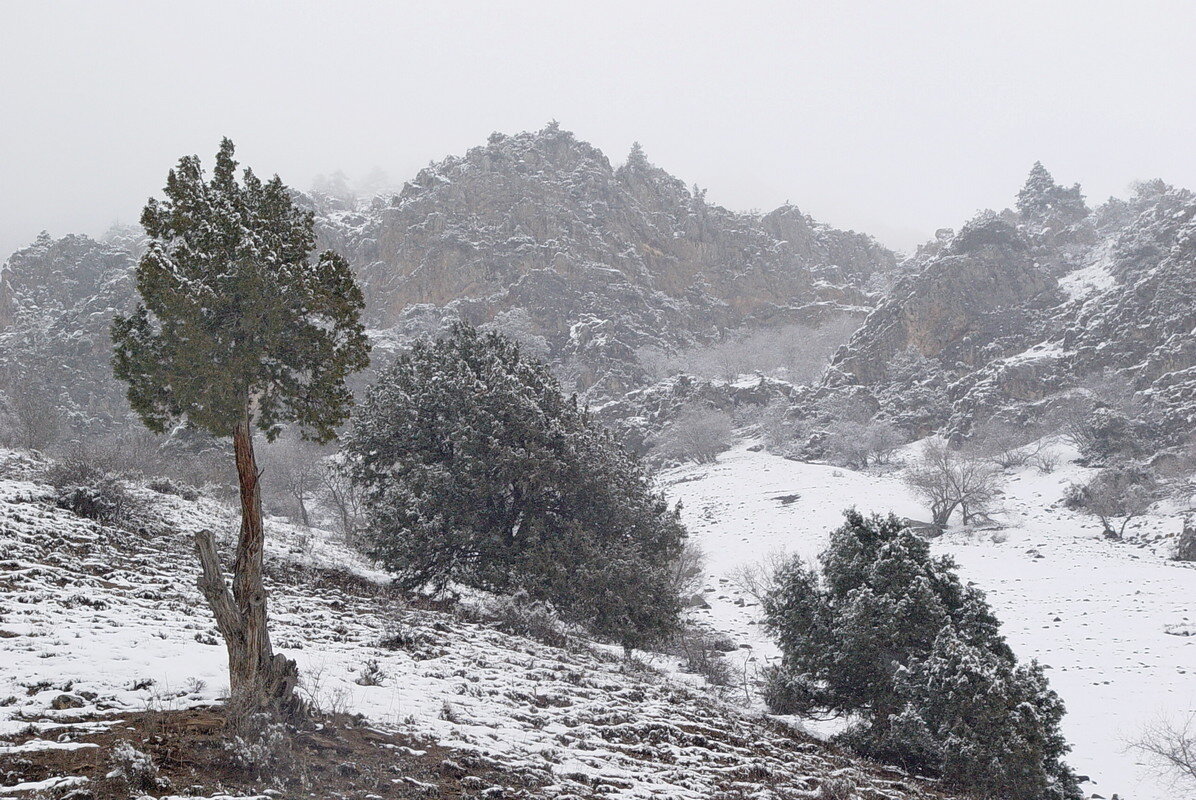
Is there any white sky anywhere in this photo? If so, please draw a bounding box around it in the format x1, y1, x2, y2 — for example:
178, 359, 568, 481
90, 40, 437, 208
2, 0, 1194, 259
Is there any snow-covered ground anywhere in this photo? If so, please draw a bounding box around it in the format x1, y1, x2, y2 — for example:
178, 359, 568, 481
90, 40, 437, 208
664, 442, 1196, 800
0, 453, 940, 800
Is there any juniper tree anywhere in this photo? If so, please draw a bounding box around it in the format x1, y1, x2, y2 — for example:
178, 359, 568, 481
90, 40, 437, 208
346, 323, 684, 648
1017, 162, 1088, 227
761, 510, 1080, 800
111, 139, 370, 713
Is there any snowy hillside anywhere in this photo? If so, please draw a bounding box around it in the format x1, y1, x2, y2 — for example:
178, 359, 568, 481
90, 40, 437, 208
663, 443, 1196, 800
0, 451, 953, 799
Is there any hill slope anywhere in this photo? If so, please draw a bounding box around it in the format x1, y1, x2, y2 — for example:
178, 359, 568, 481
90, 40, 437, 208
0, 451, 949, 799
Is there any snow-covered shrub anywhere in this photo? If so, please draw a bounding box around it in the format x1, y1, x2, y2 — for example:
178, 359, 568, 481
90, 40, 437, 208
108, 739, 169, 792
483, 590, 573, 649
353, 658, 386, 686
346, 324, 685, 650
1063, 465, 1155, 538
760, 510, 1081, 800
147, 476, 199, 501
47, 459, 139, 526
223, 706, 294, 777
816, 775, 857, 800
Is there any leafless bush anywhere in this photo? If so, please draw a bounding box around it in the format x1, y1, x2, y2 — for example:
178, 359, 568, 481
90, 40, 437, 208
651, 405, 734, 464
673, 625, 734, 687
904, 440, 1001, 527
972, 421, 1041, 468
0, 380, 65, 451
320, 458, 366, 543
1030, 448, 1062, 474
670, 540, 707, 599
824, 419, 902, 469
1132, 714, 1196, 792
260, 434, 326, 527
1064, 466, 1155, 538
756, 399, 809, 458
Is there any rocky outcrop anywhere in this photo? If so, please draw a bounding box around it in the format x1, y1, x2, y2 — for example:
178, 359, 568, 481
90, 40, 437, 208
821, 173, 1196, 441
311, 124, 896, 395
828, 217, 1056, 386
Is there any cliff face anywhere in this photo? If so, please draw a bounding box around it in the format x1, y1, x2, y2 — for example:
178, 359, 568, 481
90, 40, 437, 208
824, 172, 1196, 436
312, 124, 896, 384
829, 217, 1056, 385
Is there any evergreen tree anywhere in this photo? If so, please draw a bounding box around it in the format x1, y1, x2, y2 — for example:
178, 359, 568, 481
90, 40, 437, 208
346, 323, 684, 648
1017, 162, 1088, 227
111, 139, 370, 713
762, 510, 1079, 800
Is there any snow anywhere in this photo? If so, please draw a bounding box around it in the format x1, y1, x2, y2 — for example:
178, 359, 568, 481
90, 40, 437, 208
0, 468, 936, 800
1059, 245, 1118, 301
3, 442, 1194, 798
663, 442, 1196, 800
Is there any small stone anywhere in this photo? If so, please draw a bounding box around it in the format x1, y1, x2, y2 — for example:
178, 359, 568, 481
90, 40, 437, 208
50, 693, 85, 710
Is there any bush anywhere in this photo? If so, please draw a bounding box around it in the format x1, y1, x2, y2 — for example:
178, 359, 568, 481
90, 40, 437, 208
347, 324, 685, 649
483, 590, 573, 649
1063, 466, 1155, 538
672, 625, 734, 687
972, 421, 1040, 468
651, 404, 733, 464
109, 740, 170, 792
824, 419, 902, 469
904, 440, 1001, 526
147, 477, 199, 501
47, 459, 140, 526
761, 510, 1080, 800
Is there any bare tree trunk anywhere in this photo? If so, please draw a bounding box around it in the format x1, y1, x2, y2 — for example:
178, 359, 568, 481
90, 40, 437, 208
194, 409, 301, 717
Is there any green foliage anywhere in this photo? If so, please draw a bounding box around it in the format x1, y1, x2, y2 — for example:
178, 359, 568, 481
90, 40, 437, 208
1017, 162, 1088, 228
762, 510, 1080, 800
346, 323, 684, 648
111, 139, 370, 442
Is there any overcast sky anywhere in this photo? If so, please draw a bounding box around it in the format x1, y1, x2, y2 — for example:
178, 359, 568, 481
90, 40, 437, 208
2, 0, 1194, 259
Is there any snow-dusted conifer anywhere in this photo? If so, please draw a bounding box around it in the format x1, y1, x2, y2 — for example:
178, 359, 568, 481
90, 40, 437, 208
762, 510, 1079, 800
111, 139, 370, 714
347, 323, 684, 648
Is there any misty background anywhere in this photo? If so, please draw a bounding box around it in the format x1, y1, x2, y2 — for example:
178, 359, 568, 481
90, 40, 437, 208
2, 0, 1194, 259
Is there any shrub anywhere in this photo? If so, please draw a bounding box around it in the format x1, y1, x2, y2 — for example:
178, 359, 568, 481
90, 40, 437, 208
824, 419, 902, 469
483, 590, 573, 649
147, 477, 199, 501
651, 405, 733, 464
904, 440, 1001, 526
761, 510, 1080, 800
109, 740, 169, 792
1064, 466, 1155, 538
347, 324, 685, 649
47, 459, 139, 526
972, 421, 1040, 468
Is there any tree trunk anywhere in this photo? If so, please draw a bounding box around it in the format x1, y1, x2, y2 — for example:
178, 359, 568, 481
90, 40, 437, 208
194, 410, 301, 717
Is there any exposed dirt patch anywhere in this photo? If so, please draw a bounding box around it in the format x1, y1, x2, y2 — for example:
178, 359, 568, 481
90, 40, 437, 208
0, 706, 549, 799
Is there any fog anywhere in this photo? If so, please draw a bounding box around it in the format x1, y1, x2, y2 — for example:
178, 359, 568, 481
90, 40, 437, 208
2, 0, 1194, 259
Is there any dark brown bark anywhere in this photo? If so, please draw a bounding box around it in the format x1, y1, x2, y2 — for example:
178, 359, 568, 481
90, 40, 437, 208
193, 409, 301, 717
